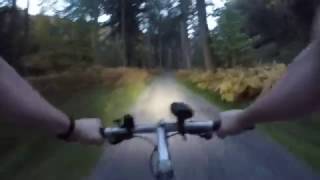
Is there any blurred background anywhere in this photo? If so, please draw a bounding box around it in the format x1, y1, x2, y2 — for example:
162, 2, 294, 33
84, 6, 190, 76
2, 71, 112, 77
2, 0, 317, 73
1, 0, 320, 179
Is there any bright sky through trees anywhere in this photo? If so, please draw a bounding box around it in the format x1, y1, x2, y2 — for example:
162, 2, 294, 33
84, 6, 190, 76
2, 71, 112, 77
17, 0, 225, 29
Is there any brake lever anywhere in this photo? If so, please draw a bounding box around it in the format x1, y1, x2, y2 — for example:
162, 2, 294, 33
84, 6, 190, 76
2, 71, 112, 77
212, 120, 221, 131
123, 114, 135, 135
177, 117, 187, 140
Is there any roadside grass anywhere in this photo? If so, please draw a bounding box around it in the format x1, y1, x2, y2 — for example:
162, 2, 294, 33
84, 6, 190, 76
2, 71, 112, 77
180, 79, 245, 110
0, 69, 150, 180
179, 78, 320, 171
261, 118, 320, 170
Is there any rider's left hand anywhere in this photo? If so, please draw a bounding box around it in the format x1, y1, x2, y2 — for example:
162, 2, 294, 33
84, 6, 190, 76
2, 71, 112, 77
70, 118, 104, 145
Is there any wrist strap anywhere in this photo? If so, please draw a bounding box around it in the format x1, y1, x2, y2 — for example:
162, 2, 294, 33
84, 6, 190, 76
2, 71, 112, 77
57, 116, 75, 141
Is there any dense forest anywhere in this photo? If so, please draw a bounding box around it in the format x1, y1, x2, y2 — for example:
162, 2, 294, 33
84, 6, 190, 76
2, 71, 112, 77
2, 1, 320, 179
1, 0, 319, 75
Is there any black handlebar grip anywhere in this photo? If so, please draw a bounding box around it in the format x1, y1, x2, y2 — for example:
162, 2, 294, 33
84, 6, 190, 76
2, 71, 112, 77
245, 126, 255, 130
100, 127, 106, 138
123, 114, 135, 135
212, 120, 221, 131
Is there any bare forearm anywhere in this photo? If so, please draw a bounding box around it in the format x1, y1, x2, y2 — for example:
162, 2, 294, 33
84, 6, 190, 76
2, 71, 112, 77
240, 41, 320, 126
0, 58, 69, 135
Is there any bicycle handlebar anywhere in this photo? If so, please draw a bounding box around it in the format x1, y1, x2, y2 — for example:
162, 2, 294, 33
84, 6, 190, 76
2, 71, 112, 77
99, 101, 255, 180
101, 119, 254, 178
100, 118, 222, 179
101, 120, 221, 138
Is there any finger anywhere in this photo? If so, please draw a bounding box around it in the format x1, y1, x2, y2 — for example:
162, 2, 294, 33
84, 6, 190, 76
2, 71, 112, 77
94, 118, 104, 128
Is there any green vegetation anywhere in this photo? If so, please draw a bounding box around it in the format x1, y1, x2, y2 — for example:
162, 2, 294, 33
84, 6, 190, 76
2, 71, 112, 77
0, 88, 104, 180
1, 0, 319, 71
2, 0, 318, 72
177, 67, 283, 103
211, 0, 318, 65
0, 69, 150, 180
211, 4, 255, 67
1, 0, 320, 177
180, 78, 248, 110
262, 118, 320, 170
180, 78, 320, 171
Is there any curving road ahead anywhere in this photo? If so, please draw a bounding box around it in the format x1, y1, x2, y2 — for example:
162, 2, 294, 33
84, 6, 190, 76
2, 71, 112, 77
87, 75, 319, 180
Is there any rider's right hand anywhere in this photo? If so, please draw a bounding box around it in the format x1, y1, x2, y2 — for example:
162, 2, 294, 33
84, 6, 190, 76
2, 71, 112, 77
216, 110, 254, 139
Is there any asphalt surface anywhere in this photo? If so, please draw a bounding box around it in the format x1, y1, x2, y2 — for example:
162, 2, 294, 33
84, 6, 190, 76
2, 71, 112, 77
87, 75, 320, 180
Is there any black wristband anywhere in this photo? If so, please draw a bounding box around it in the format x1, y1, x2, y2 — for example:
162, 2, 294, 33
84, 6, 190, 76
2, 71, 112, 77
57, 117, 75, 141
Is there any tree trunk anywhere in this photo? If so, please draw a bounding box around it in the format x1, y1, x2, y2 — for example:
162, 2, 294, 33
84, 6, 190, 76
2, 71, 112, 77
121, 0, 128, 67
167, 45, 173, 69
23, 0, 30, 47
21, 0, 30, 74
12, 0, 16, 7
196, 0, 213, 71
91, 16, 99, 64
158, 38, 163, 69
180, 0, 191, 69
8, 0, 19, 68
146, 33, 153, 68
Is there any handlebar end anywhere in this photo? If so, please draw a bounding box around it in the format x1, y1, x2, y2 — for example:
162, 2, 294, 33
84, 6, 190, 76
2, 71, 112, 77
212, 120, 221, 131
100, 127, 107, 138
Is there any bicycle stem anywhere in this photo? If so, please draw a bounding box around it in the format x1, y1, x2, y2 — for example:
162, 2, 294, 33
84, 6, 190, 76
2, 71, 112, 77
156, 121, 174, 178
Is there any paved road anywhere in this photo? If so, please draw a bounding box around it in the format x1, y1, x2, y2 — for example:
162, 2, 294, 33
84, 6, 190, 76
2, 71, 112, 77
88, 75, 319, 180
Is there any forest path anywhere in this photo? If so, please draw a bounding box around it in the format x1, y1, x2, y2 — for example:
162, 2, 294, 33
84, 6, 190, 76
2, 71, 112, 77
88, 74, 319, 180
